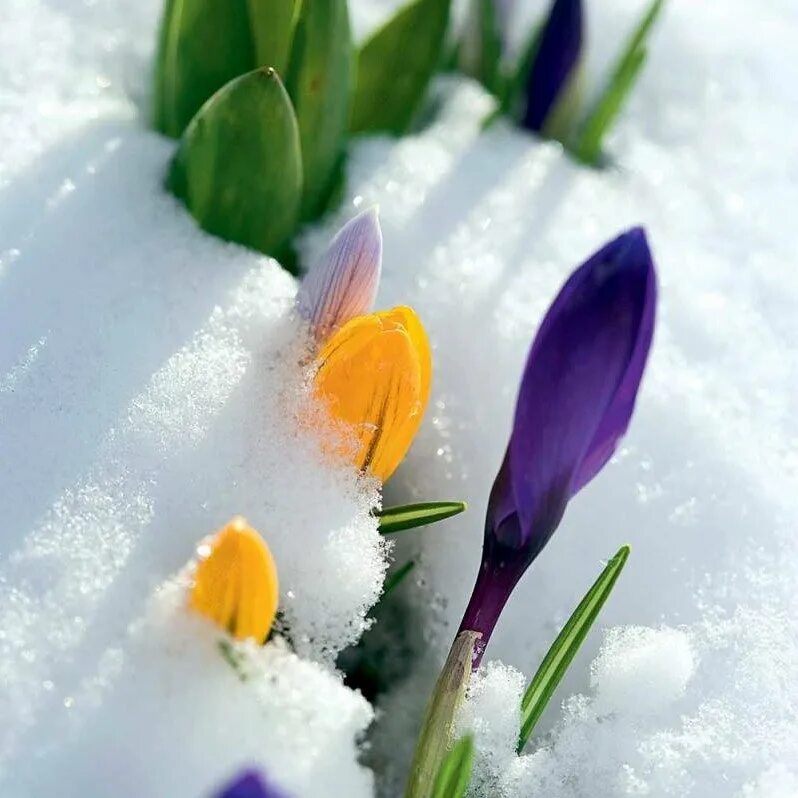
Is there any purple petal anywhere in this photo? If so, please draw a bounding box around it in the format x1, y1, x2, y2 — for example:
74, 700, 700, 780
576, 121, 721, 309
522, 0, 583, 133
297, 207, 382, 342
215, 769, 290, 798
508, 228, 656, 550
571, 230, 656, 491
485, 448, 522, 548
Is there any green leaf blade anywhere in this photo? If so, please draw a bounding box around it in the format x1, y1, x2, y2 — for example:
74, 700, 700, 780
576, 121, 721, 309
432, 735, 475, 798
377, 501, 467, 535
286, 0, 353, 220
383, 559, 416, 598
351, 0, 452, 135
153, 0, 256, 138
517, 545, 631, 752
573, 0, 665, 164
458, 0, 504, 96
502, 19, 543, 118
168, 67, 303, 265
246, 0, 299, 75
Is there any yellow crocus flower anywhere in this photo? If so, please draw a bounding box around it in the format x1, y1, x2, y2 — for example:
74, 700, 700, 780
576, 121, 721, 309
189, 516, 279, 643
313, 306, 432, 482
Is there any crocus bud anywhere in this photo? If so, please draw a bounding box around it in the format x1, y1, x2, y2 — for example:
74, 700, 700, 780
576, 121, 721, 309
461, 227, 656, 665
189, 517, 279, 643
297, 208, 383, 343
522, 0, 583, 134
216, 768, 290, 798
313, 306, 432, 482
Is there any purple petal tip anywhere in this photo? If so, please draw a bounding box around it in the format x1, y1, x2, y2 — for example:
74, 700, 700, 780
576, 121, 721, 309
298, 207, 383, 342
216, 769, 290, 798
497, 227, 656, 552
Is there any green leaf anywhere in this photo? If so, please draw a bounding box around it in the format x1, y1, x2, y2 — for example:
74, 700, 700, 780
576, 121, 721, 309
501, 18, 543, 118
153, 0, 256, 138
377, 501, 467, 535
478, 0, 504, 95
351, 0, 452, 135
168, 67, 303, 265
383, 559, 416, 597
432, 735, 475, 798
458, 0, 504, 96
218, 639, 248, 682
246, 0, 300, 75
517, 545, 631, 752
285, 0, 353, 220
573, 0, 665, 165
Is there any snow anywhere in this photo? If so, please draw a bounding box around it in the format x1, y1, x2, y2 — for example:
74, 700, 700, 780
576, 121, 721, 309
2, 0, 798, 796
8, 573, 374, 798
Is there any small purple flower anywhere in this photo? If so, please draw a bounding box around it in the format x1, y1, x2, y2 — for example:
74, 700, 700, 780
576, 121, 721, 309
297, 207, 383, 343
215, 768, 290, 798
522, 0, 583, 133
459, 227, 657, 666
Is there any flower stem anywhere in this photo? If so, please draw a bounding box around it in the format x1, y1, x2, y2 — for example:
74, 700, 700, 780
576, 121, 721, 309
456, 554, 525, 669
403, 630, 481, 798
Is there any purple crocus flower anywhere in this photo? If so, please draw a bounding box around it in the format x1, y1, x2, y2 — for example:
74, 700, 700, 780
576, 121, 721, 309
297, 206, 382, 343
215, 768, 290, 798
522, 0, 583, 133
459, 227, 657, 666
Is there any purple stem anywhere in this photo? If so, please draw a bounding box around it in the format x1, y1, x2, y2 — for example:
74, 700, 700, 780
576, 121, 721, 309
457, 550, 528, 669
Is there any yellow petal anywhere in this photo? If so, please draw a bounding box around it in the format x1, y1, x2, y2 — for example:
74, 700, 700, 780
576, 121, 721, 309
313, 306, 432, 482
381, 305, 432, 408
189, 516, 279, 642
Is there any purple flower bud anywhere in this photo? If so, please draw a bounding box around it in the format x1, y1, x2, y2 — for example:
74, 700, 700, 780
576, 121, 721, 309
459, 228, 657, 665
297, 207, 383, 343
215, 768, 290, 798
522, 0, 583, 133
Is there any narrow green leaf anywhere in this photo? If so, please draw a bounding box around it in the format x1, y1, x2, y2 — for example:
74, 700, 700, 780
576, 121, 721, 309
168, 67, 302, 265
432, 735, 475, 798
383, 559, 416, 598
377, 501, 467, 535
502, 19, 543, 118
478, 0, 504, 95
351, 0, 452, 135
153, 0, 255, 138
573, 0, 665, 164
619, 0, 665, 64
218, 639, 248, 682
285, 0, 353, 220
517, 545, 631, 752
246, 0, 299, 75
458, 0, 503, 96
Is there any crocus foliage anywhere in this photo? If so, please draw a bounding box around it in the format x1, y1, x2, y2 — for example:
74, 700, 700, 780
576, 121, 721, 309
297, 207, 383, 343
189, 517, 279, 643
459, 227, 657, 665
216, 768, 290, 798
313, 306, 431, 482
522, 0, 583, 134
461, 0, 665, 163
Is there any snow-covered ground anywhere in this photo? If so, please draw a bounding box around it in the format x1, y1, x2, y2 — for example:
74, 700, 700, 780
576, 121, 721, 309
2, 0, 798, 797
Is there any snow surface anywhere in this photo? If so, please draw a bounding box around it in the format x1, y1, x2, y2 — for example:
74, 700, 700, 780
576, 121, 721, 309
2, 0, 798, 796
